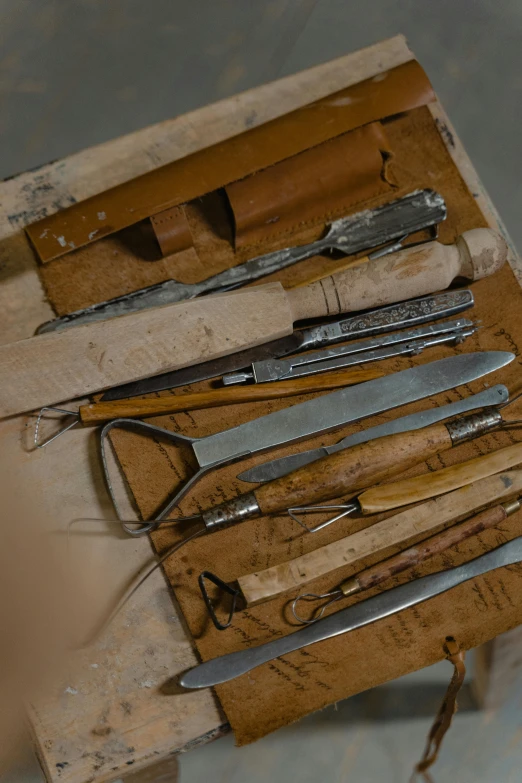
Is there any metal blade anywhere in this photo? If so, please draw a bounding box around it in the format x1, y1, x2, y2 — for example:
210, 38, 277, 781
224, 320, 476, 384
100, 333, 305, 400
237, 384, 509, 483
192, 353, 514, 470
297, 289, 474, 350
179, 537, 522, 688
101, 290, 474, 400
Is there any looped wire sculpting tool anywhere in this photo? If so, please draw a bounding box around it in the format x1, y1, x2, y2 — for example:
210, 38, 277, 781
179, 536, 522, 689
97, 353, 512, 535
33, 367, 385, 448
291, 498, 522, 624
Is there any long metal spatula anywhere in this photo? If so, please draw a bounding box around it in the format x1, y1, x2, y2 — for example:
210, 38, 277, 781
37, 189, 446, 334
180, 536, 522, 688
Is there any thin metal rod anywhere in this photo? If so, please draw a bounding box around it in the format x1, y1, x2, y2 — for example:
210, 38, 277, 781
291, 590, 344, 624
72, 525, 206, 648
34, 407, 80, 448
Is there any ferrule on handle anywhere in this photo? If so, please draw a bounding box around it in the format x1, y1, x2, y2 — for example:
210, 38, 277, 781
190, 409, 507, 533
446, 409, 503, 444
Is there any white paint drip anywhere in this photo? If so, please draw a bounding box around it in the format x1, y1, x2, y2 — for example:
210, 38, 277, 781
57, 235, 67, 247
97, 211, 107, 220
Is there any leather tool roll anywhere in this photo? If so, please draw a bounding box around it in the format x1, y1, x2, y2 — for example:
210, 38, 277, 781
226, 123, 394, 249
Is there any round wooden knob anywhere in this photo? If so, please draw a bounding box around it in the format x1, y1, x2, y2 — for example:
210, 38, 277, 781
457, 228, 508, 281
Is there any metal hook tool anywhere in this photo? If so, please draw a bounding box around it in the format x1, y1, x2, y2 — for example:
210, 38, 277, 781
290, 495, 522, 624
97, 354, 512, 535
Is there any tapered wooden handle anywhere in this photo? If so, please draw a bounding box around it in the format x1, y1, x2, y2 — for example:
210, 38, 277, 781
0, 283, 293, 419
238, 470, 522, 606
254, 421, 453, 515
287, 229, 507, 320
288, 255, 369, 288
344, 503, 510, 595
360, 441, 522, 514
78, 367, 383, 424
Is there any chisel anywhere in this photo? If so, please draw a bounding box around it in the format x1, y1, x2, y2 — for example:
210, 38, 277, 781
0, 229, 506, 419
36, 189, 447, 334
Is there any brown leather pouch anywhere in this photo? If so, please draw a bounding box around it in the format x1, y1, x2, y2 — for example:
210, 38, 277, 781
26, 59, 433, 265
35, 58, 435, 317
226, 122, 394, 250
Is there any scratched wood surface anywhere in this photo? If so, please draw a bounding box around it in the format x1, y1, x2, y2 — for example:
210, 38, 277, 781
0, 36, 427, 783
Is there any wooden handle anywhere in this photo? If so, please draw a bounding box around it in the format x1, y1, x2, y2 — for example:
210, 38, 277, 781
238, 469, 522, 606
287, 229, 507, 320
0, 283, 292, 419
360, 441, 522, 514
344, 503, 511, 595
254, 422, 453, 515
78, 368, 384, 424
288, 255, 369, 288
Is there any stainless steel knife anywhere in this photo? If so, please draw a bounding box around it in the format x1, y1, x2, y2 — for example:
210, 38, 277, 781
237, 384, 509, 484
222, 319, 476, 384
101, 352, 514, 533
100, 289, 474, 401
179, 536, 522, 688
37, 189, 447, 336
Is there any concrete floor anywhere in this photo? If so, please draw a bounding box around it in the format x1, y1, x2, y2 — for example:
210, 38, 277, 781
1, 1, 522, 781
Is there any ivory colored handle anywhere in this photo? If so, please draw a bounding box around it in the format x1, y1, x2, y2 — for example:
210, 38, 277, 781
0, 283, 292, 419
345, 503, 510, 594
287, 229, 507, 321
78, 367, 384, 424
288, 255, 369, 288
238, 470, 522, 606
254, 422, 453, 515
359, 441, 522, 514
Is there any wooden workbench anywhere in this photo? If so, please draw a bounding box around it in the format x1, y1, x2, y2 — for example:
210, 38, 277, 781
0, 35, 519, 782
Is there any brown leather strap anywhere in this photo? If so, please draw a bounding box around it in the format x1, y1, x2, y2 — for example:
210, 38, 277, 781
150, 205, 193, 257
410, 637, 466, 782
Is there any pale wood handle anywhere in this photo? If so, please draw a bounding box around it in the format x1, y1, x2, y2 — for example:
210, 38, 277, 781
287, 229, 507, 321
360, 441, 522, 514
238, 469, 522, 606
344, 503, 509, 594
254, 422, 453, 514
78, 367, 383, 424
288, 255, 369, 288
0, 283, 292, 419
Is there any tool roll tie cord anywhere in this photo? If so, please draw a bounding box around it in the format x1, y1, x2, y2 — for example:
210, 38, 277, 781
411, 637, 467, 783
